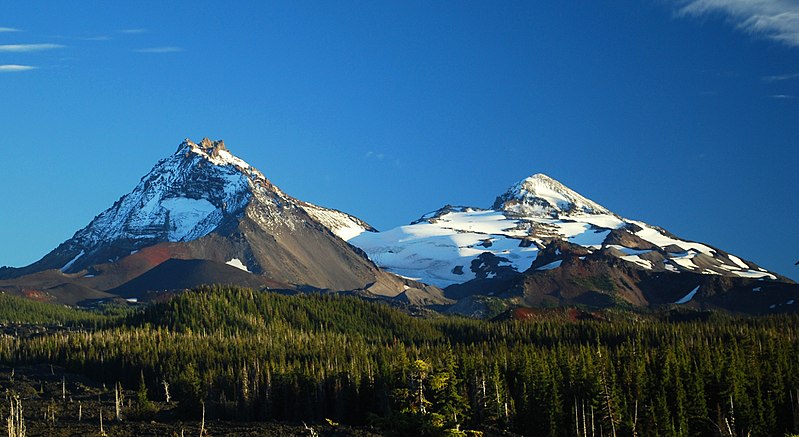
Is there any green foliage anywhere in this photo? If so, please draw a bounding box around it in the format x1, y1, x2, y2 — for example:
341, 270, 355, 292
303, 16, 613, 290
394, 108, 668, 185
571, 274, 615, 292
0, 293, 113, 325
0, 285, 798, 436
135, 370, 156, 418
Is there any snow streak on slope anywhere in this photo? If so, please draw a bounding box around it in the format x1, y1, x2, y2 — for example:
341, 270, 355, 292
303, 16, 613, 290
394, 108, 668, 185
300, 203, 375, 240
675, 285, 700, 304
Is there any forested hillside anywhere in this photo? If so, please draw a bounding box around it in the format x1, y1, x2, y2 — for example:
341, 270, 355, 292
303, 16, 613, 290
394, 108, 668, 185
1, 286, 798, 436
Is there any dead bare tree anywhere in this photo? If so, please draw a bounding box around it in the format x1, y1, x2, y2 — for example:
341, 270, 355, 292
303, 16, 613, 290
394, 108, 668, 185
162, 380, 171, 404
99, 409, 106, 437
199, 401, 206, 437
7, 395, 26, 437
303, 422, 319, 437
114, 382, 124, 421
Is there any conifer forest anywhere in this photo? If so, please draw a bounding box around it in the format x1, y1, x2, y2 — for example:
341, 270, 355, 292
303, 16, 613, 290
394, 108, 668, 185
1, 286, 799, 436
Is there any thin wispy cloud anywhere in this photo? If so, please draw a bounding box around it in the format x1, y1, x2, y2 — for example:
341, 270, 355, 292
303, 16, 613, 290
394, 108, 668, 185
763, 72, 799, 82
78, 35, 112, 41
134, 46, 183, 53
119, 28, 147, 34
0, 27, 20, 33
675, 0, 799, 48
769, 94, 796, 99
0, 65, 36, 72
0, 43, 65, 52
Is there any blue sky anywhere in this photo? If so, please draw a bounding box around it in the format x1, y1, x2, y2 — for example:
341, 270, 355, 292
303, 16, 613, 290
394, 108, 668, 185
1, 1, 798, 280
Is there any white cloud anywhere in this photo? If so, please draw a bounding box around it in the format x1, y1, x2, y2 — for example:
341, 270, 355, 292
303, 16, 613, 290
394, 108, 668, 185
769, 94, 796, 99
0, 43, 65, 52
79, 35, 112, 41
676, 0, 799, 47
134, 46, 183, 53
763, 72, 799, 81
119, 28, 147, 34
0, 65, 36, 72
0, 27, 20, 33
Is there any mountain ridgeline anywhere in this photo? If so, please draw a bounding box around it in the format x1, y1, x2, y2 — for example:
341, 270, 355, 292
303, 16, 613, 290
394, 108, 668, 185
0, 138, 796, 314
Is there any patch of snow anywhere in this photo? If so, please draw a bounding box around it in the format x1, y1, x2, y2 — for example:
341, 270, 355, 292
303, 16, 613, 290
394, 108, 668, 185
214, 149, 252, 169
674, 285, 700, 304
160, 197, 218, 241
769, 304, 777, 309
301, 203, 369, 241
727, 254, 749, 269
392, 272, 423, 282
630, 221, 714, 255
430, 210, 526, 236
61, 250, 85, 272
671, 256, 698, 270
568, 228, 610, 247
752, 287, 762, 292
537, 260, 563, 270
733, 270, 777, 280
226, 258, 250, 272
126, 298, 138, 303
576, 214, 625, 229
608, 245, 651, 256
621, 255, 654, 270
788, 300, 795, 305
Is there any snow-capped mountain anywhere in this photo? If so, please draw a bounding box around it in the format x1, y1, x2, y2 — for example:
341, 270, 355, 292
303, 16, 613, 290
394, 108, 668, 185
0, 143, 794, 313
348, 173, 796, 313
349, 173, 776, 288
0, 139, 443, 305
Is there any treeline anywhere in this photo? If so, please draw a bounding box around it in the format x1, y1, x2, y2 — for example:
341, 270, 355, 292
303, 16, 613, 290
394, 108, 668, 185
1, 285, 798, 436
0, 292, 118, 326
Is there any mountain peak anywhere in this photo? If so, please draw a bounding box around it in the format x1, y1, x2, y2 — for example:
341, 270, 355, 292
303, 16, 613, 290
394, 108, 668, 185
492, 173, 611, 217
180, 137, 250, 169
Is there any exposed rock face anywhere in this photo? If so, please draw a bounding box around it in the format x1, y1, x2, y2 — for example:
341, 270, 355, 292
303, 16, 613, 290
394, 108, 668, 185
0, 138, 449, 305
